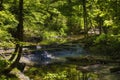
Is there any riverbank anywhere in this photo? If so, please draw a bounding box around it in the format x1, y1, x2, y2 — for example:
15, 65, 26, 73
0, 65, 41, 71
24, 56, 120, 80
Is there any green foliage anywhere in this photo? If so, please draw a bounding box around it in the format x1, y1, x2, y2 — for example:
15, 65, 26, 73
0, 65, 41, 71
0, 75, 7, 80
94, 34, 120, 46
89, 34, 120, 58
0, 30, 14, 47
0, 59, 9, 71
82, 36, 97, 48
67, 16, 83, 35
25, 64, 98, 80
94, 33, 107, 44
43, 71, 68, 80
39, 30, 67, 44
0, 74, 18, 80
104, 20, 113, 27
1, 0, 120, 44
0, 30, 13, 41
0, 11, 18, 30
0, 10, 16, 47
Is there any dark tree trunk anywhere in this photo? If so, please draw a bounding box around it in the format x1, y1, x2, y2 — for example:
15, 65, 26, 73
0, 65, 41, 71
11, 0, 24, 63
17, 0, 24, 42
3, 0, 24, 73
82, 0, 88, 38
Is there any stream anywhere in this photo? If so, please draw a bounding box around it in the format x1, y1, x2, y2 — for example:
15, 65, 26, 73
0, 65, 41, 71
20, 43, 86, 65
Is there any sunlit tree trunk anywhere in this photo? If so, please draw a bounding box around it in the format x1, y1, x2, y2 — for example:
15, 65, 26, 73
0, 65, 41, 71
82, 0, 88, 38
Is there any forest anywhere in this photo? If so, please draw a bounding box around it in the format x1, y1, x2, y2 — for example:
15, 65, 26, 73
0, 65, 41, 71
0, 0, 120, 80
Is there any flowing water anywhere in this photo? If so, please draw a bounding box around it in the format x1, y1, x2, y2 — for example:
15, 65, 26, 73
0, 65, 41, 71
20, 43, 86, 65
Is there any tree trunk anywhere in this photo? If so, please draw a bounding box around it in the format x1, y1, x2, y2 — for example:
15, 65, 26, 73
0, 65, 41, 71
9, 44, 19, 61
3, 0, 24, 73
9, 0, 24, 61
82, 0, 88, 38
11, 0, 24, 65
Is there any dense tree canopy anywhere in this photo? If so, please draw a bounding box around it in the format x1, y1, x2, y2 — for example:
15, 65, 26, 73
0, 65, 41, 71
0, 0, 120, 42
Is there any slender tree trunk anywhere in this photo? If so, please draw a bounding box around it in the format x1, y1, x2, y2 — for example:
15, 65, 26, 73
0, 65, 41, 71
11, 0, 24, 64
82, 0, 88, 38
17, 0, 24, 42
3, 0, 24, 73
9, 44, 19, 61
9, 0, 24, 61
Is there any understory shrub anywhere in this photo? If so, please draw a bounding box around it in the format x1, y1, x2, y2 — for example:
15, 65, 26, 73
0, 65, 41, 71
89, 34, 120, 58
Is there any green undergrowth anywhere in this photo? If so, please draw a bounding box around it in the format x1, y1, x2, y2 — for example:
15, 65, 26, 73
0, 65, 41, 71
0, 74, 18, 80
25, 63, 98, 80
83, 34, 120, 60
24, 55, 119, 80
